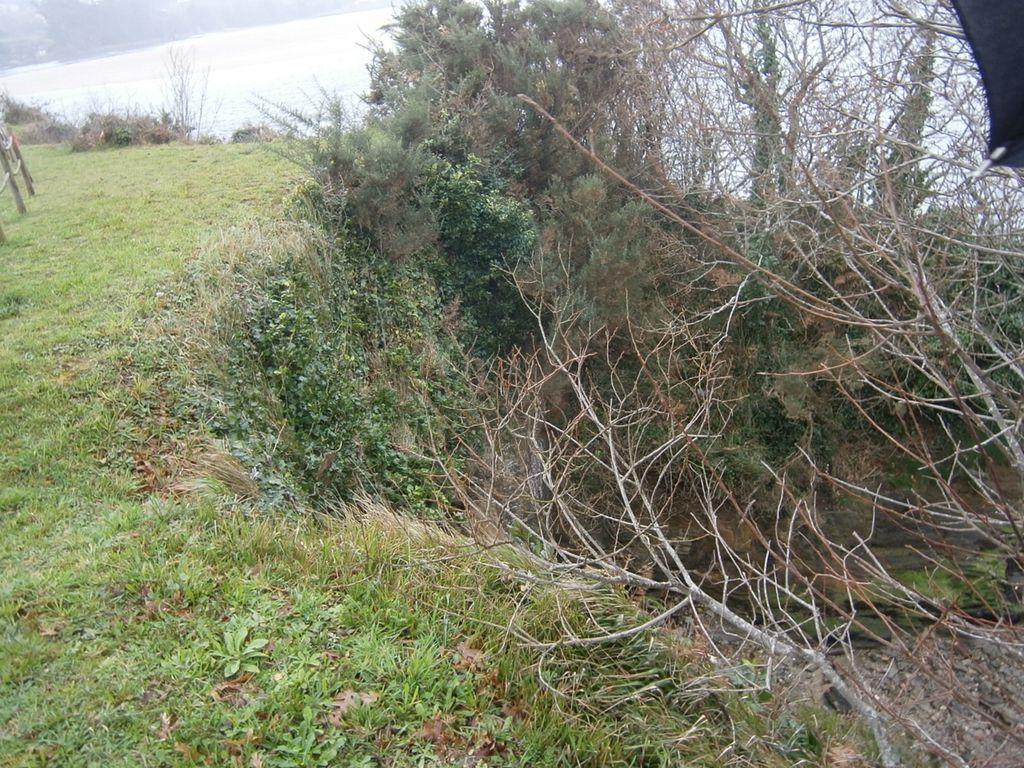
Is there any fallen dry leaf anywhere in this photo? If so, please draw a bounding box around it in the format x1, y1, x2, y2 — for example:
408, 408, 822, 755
38, 624, 58, 637
140, 687, 167, 705
332, 689, 379, 714
327, 689, 379, 726
315, 450, 338, 480
414, 712, 453, 747
158, 711, 177, 741
174, 742, 199, 761
209, 672, 256, 705
472, 736, 506, 759
224, 730, 261, 756
454, 641, 484, 670
501, 698, 527, 719
144, 599, 189, 617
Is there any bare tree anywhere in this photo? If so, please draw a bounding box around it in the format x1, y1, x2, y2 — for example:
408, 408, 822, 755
163, 45, 215, 140
450, 1, 1024, 765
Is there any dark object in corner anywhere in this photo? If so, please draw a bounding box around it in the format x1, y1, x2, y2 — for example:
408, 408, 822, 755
951, 0, 1024, 168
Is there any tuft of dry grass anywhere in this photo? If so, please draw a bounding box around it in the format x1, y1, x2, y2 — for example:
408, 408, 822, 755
172, 440, 261, 500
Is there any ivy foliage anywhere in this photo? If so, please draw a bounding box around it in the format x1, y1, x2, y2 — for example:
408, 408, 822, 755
424, 155, 537, 354
207, 230, 473, 514
299, 113, 539, 355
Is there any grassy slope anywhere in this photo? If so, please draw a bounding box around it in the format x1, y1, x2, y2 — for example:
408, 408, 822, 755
0, 144, 853, 767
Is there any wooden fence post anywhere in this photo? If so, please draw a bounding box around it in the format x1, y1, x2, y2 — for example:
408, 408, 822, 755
1, 123, 33, 234
0, 148, 27, 214
10, 133, 34, 196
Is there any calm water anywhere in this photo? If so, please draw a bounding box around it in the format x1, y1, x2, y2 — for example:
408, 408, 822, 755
0, 7, 395, 136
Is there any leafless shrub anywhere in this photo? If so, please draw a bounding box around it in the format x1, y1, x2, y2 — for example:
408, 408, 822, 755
70, 111, 175, 151
163, 46, 216, 141
1, 93, 76, 144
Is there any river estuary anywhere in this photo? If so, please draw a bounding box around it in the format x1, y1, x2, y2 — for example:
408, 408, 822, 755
0, 6, 395, 136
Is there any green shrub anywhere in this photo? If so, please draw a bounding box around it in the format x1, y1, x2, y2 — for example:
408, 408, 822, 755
195, 224, 474, 515
424, 156, 536, 355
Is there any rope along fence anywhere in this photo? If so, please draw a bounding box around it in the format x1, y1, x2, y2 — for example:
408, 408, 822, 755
0, 123, 36, 243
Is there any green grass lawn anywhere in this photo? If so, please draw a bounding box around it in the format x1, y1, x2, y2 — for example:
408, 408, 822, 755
0, 143, 854, 767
